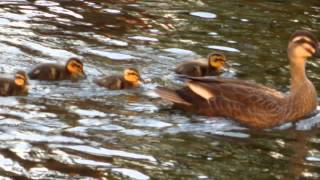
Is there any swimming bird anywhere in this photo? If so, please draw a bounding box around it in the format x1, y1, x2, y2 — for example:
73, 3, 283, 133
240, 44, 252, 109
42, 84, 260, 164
95, 68, 143, 90
155, 30, 320, 129
174, 53, 226, 77
28, 57, 86, 81
0, 70, 28, 96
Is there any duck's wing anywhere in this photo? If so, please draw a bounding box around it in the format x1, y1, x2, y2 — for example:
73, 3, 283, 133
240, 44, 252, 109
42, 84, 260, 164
184, 79, 286, 128
178, 75, 284, 98
155, 87, 192, 106
156, 76, 286, 128
95, 76, 123, 90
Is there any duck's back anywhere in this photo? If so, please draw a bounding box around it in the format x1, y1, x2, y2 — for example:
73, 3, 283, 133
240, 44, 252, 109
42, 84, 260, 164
95, 76, 126, 90
175, 61, 208, 77
156, 77, 287, 128
201, 81, 286, 128
28, 63, 68, 80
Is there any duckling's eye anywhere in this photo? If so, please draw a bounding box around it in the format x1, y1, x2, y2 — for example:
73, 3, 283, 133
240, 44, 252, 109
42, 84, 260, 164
16, 75, 25, 80
71, 63, 82, 70
128, 72, 137, 76
215, 58, 224, 62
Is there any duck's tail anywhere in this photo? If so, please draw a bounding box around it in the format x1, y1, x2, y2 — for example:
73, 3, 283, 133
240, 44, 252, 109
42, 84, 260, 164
155, 86, 192, 106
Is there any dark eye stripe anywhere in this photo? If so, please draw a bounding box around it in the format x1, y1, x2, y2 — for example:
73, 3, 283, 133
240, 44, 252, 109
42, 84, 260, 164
16, 75, 25, 79
214, 58, 225, 62
211, 55, 223, 58
128, 72, 138, 76
294, 38, 316, 49
304, 47, 314, 54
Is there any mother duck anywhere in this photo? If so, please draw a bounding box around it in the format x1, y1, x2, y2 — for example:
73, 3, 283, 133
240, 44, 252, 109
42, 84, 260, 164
155, 30, 320, 129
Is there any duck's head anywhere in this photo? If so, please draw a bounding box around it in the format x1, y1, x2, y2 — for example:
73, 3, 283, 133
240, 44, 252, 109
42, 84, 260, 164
208, 53, 226, 70
124, 68, 142, 85
14, 70, 28, 87
66, 57, 86, 79
288, 30, 320, 62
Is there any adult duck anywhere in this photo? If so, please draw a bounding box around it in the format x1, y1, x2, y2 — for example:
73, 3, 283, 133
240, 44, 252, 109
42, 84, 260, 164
155, 30, 320, 129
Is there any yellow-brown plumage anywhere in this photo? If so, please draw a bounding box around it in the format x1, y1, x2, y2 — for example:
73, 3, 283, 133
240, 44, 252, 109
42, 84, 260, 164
0, 70, 28, 96
95, 68, 142, 90
174, 53, 226, 77
28, 57, 86, 81
156, 30, 320, 129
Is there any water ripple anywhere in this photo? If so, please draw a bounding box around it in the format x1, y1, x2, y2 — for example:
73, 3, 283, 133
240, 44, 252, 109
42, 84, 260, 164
50, 145, 157, 162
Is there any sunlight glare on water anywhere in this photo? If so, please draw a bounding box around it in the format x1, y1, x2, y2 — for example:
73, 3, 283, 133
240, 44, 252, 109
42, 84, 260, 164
0, 0, 318, 179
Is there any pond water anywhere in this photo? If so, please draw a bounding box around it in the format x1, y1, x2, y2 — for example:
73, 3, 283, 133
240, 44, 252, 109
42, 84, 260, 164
0, 0, 319, 179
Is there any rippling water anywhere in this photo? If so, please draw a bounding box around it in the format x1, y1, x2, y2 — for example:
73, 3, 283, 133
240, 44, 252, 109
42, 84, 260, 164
0, 0, 319, 179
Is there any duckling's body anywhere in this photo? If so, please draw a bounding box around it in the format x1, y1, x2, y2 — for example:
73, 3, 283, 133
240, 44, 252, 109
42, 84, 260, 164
0, 71, 28, 96
174, 53, 226, 77
28, 58, 86, 81
156, 30, 320, 129
95, 68, 142, 90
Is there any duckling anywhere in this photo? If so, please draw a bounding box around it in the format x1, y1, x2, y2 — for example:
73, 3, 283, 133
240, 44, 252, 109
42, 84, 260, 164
174, 53, 226, 77
28, 57, 86, 81
156, 30, 320, 129
0, 70, 28, 96
95, 68, 142, 90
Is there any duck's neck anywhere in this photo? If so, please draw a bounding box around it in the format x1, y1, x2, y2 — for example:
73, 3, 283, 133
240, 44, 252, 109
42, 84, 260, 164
289, 57, 307, 92
286, 56, 317, 121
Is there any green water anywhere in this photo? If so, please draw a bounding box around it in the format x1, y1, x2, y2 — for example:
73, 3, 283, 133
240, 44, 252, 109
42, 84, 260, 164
0, 0, 318, 179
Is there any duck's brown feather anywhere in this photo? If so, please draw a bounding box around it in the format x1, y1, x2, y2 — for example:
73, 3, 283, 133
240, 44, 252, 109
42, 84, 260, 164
95, 76, 137, 90
0, 78, 27, 96
158, 30, 320, 129
28, 64, 72, 81
180, 76, 284, 98
156, 75, 317, 129
174, 59, 221, 77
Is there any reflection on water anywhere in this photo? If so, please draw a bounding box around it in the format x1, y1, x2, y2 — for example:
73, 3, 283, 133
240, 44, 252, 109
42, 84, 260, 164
0, 0, 318, 179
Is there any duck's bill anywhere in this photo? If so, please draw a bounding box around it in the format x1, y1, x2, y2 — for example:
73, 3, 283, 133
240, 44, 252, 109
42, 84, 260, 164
314, 43, 320, 58
223, 61, 231, 69
79, 72, 87, 79
138, 79, 145, 84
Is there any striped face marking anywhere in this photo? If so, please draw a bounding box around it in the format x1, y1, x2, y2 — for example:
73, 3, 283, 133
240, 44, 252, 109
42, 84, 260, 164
124, 68, 141, 83
15, 72, 27, 86
66, 58, 86, 78
291, 36, 317, 58
209, 54, 225, 70
289, 30, 320, 59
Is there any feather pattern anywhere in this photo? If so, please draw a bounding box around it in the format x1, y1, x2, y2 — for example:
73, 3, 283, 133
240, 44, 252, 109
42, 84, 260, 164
156, 30, 320, 129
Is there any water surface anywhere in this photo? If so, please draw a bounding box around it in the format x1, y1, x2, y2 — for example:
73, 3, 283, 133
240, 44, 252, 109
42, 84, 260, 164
0, 0, 319, 179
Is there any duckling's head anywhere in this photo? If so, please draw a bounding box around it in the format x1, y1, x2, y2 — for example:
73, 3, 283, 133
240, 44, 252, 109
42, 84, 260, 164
14, 70, 28, 87
208, 53, 226, 70
66, 58, 86, 79
123, 68, 142, 85
288, 30, 320, 61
